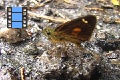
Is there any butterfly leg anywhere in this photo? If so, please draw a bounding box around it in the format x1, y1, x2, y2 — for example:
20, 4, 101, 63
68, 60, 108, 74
60, 41, 69, 62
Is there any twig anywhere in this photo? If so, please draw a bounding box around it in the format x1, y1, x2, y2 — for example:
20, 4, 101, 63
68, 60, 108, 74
84, 7, 104, 11
27, 3, 45, 10
115, 19, 120, 23
110, 59, 120, 65
64, 0, 77, 4
103, 19, 120, 24
20, 67, 25, 80
28, 11, 70, 23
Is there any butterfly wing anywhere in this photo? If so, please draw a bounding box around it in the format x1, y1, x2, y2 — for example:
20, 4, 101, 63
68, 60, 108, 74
55, 15, 97, 42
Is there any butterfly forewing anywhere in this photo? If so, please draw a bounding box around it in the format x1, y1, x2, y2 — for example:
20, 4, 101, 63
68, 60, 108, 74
55, 15, 97, 42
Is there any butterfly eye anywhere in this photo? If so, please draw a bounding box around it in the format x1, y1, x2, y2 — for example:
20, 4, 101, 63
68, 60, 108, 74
46, 30, 51, 35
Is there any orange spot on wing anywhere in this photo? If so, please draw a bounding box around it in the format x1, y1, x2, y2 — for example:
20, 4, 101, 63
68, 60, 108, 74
72, 28, 81, 36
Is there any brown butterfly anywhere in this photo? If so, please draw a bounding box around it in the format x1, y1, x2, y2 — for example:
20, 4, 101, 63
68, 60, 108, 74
43, 15, 97, 46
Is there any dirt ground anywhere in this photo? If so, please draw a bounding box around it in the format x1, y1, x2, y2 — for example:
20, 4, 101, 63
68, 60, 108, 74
0, 0, 120, 80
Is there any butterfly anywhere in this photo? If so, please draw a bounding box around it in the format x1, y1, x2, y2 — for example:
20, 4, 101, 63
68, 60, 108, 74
43, 15, 97, 46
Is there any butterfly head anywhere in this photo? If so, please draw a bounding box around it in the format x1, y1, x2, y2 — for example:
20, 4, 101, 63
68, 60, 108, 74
42, 27, 55, 37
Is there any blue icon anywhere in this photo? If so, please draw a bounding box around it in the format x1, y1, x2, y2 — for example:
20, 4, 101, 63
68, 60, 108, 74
7, 7, 27, 28
12, 7, 22, 12
12, 13, 22, 21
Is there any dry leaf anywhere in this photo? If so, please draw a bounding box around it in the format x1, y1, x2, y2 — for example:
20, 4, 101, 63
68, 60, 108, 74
111, 0, 120, 5
0, 28, 28, 43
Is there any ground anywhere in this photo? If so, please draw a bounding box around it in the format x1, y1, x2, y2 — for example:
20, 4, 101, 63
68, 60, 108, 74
0, 0, 120, 80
